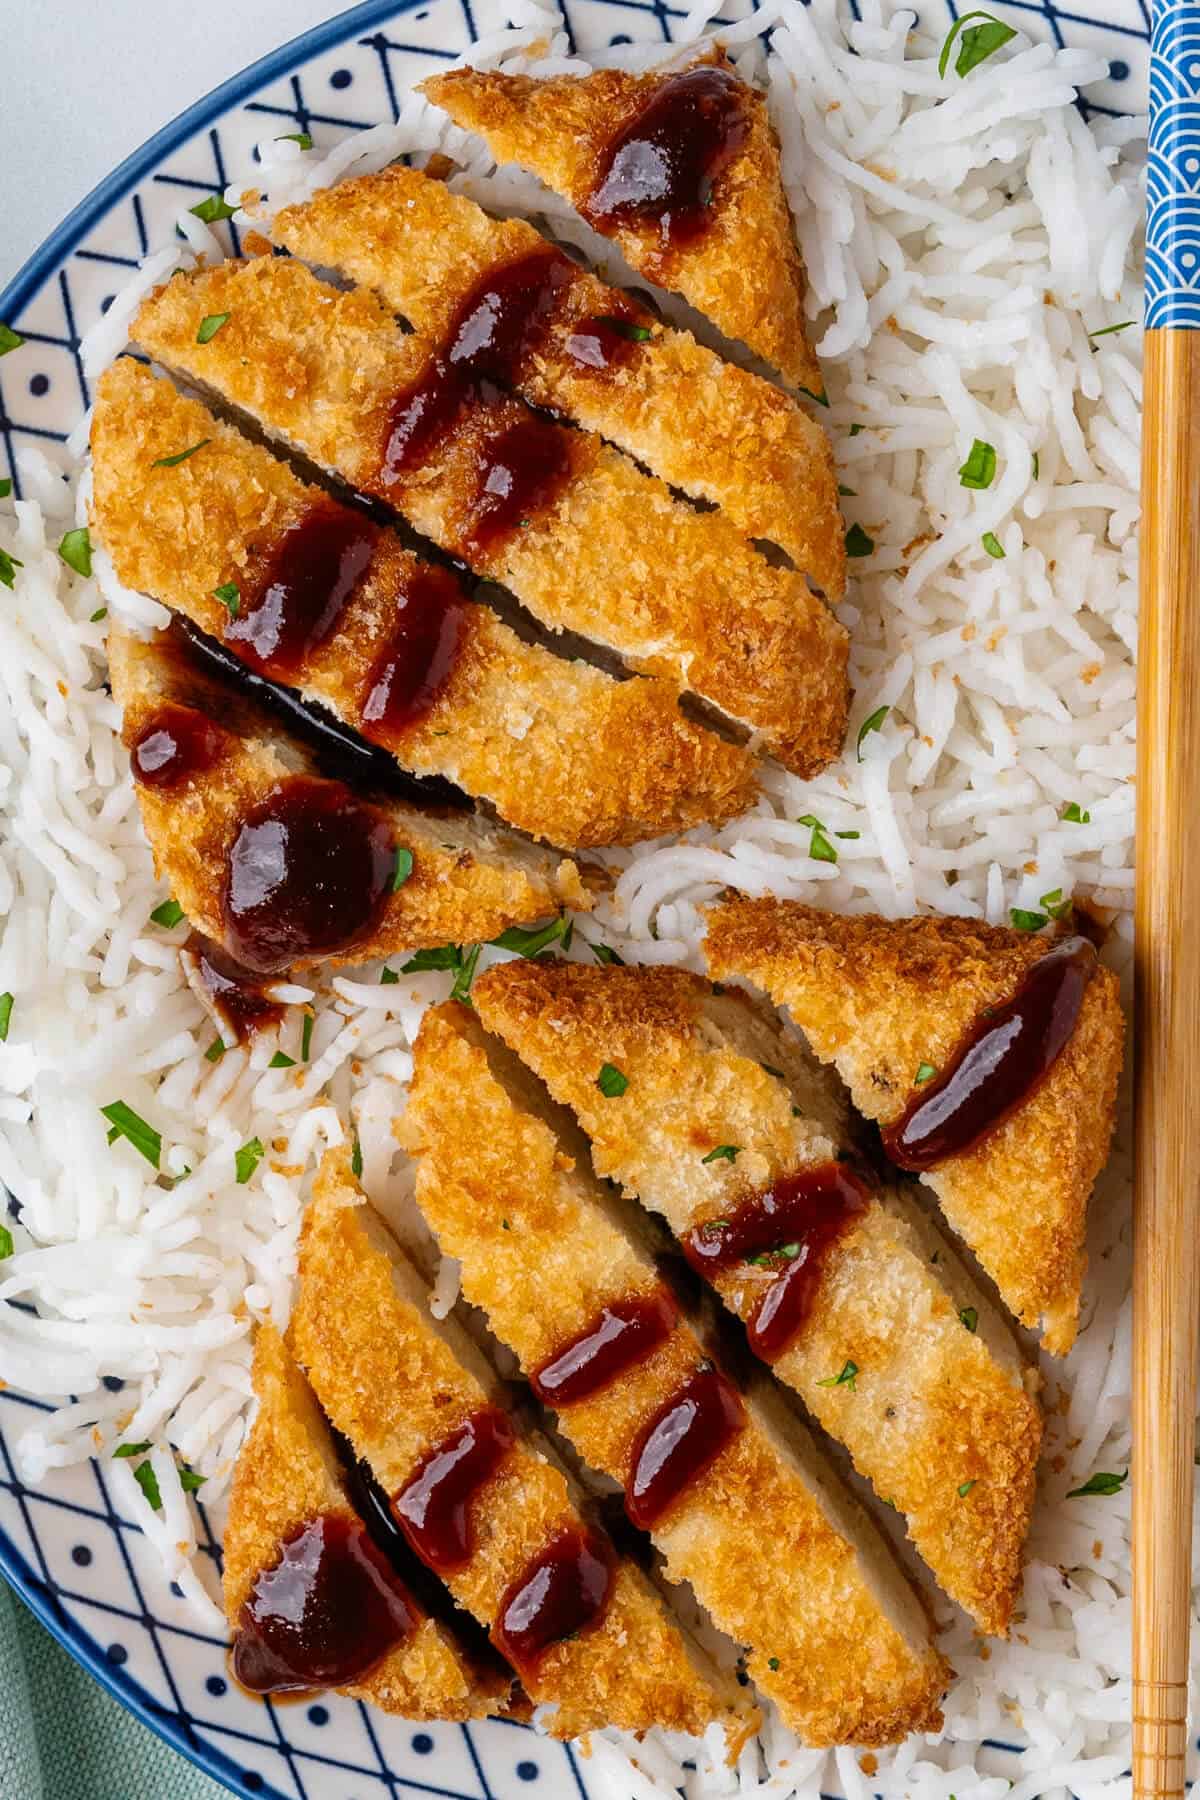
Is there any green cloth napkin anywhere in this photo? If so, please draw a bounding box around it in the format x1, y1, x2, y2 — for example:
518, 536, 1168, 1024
0, 1582, 231, 1800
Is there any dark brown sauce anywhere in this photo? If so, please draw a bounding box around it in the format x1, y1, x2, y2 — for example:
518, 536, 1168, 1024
493, 1526, 613, 1673
225, 504, 379, 682
222, 776, 396, 975
392, 1407, 514, 1573
361, 565, 465, 738
683, 1164, 870, 1363
627, 1363, 744, 1528
531, 1289, 678, 1408
461, 417, 573, 557
187, 934, 285, 1042
232, 1512, 416, 1695
584, 64, 750, 254
130, 703, 229, 789
882, 935, 1097, 1171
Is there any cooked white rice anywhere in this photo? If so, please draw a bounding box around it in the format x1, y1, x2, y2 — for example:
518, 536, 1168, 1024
0, 0, 1148, 1794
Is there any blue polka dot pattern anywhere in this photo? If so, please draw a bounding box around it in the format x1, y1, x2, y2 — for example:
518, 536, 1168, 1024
70, 1545, 91, 1567
517, 1761, 540, 1782
105, 1643, 127, 1666
411, 1732, 434, 1754
308, 1704, 330, 1726
330, 67, 353, 88
205, 1675, 226, 1697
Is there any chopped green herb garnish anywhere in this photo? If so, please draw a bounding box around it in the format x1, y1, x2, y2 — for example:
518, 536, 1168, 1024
800, 387, 830, 408
501, 1219, 511, 1230
0, 324, 24, 356
0, 549, 24, 590
849, 423, 864, 437
1010, 907, 1048, 932
150, 898, 185, 929
958, 438, 996, 491
1066, 1468, 1127, 1498
856, 704, 889, 760
1031, 452, 1040, 480
588, 939, 625, 966
114, 1441, 153, 1459
959, 1306, 978, 1333
0, 1224, 12, 1260
748, 1241, 801, 1267
235, 1137, 265, 1184
179, 1465, 207, 1494
938, 10, 1017, 79
1089, 320, 1135, 340
89, 607, 107, 623
981, 531, 1006, 559
0, 994, 12, 1043
957, 1478, 977, 1497
351, 1135, 363, 1179
100, 1101, 161, 1169
1040, 887, 1071, 919
838, 484, 857, 498
761, 1063, 786, 1081
380, 966, 399, 984
391, 846, 414, 891
767, 1656, 781, 1671
212, 581, 240, 618
449, 943, 481, 1005
817, 1359, 859, 1391
58, 527, 93, 577
845, 522, 874, 558
1062, 801, 1091, 824
701, 1144, 741, 1165
196, 312, 231, 344
401, 945, 462, 973
204, 1037, 226, 1063
0, 479, 10, 499
276, 132, 314, 149
914, 1061, 937, 1084
189, 194, 237, 223
798, 814, 838, 864
598, 315, 652, 343
301, 1011, 314, 1061
835, 829, 861, 840
492, 914, 571, 958
133, 1460, 163, 1511
269, 1050, 295, 1069
597, 1062, 628, 1098
152, 439, 210, 469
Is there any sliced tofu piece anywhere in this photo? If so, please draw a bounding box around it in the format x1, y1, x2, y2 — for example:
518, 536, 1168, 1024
420, 54, 821, 394
91, 360, 754, 849
107, 622, 587, 974
288, 1148, 753, 1750
398, 1001, 950, 1745
472, 961, 1043, 1637
224, 1324, 509, 1717
704, 899, 1126, 1355
269, 163, 843, 597
132, 257, 849, 778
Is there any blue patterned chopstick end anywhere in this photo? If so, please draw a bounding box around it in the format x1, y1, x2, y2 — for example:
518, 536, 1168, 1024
1147, 0, 1200, 326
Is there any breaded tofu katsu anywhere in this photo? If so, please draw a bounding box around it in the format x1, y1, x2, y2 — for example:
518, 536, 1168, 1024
399, 1003, 950, 1745
91, 361, 756, 849
421, 52, 822, 395
107, 623, 585, 985
703, 900, 1126, 1354
289, 1150, 752, 1750
131, 256, 849, 776
224, 1324, 510, 1716
268, 163, 844, 597
472, 963, 1042, 1636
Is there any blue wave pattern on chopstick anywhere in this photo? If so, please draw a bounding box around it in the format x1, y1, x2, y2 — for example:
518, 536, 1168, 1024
1147, 0, 1200, 326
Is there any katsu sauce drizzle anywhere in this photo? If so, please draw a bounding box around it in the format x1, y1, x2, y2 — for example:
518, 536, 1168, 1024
391, 1406, 515, 1573
584, 64, 751, 259
233, 1512, 417, 1695
493, 1526, 614, 1673
531, 1289, 678, 1407
881, 934, 1098, 1171
130, 703, 229, 788
184, 934, 286, 1043
224, 504, 380, 682
626, 1364, 745, 1528
682, 1164, 870, 1364
361, 564, 465, 740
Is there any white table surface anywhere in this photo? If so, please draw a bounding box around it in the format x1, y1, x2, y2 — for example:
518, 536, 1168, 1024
0, 0, 353, 294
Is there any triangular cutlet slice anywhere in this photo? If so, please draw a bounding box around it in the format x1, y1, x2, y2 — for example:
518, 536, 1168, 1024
398, 1002, 950, 1744
420, 54, 820, 394
269, 164, 843, 597
91, 361, 754, 848
289, 1148, 754, 1751
132, 257, 848, 777
704, 900, 1126, 1355
224, 1323, 510, 1716
472, 961, 1042, 1636
107, 622, 586, 978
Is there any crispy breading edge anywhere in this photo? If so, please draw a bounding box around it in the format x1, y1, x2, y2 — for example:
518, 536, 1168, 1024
418, 62, 822, 394
223, 1324, 504, 1719
130, 257, 848, 777
270, 163, 845, 598
90, 359, 757, 848
702, 898, 1127, 1353
288, 1148, 744, 1745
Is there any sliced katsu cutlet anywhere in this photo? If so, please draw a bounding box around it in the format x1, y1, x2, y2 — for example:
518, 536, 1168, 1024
107, 623, 587, 980
289, 1148, 753, 1751
473, 962, 1042, 1637
420, 52, 819, 394
91, 361, 754, 848
224, 1324, 510, 1716
399, 1002, 950, 1744
704, 899, 1126, 1356
269, 163, 844, 597
132, 257, 849, 778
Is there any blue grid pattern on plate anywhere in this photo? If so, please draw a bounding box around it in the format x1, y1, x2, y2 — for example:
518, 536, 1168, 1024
0, 0, 1146, 1795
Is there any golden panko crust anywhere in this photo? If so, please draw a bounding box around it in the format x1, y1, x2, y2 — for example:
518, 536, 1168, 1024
419, 57, 822, 394
91, 359, 754, 848
132, 257, 847, 777
271, 163, 844, 597
703, 899, 1127, 1354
